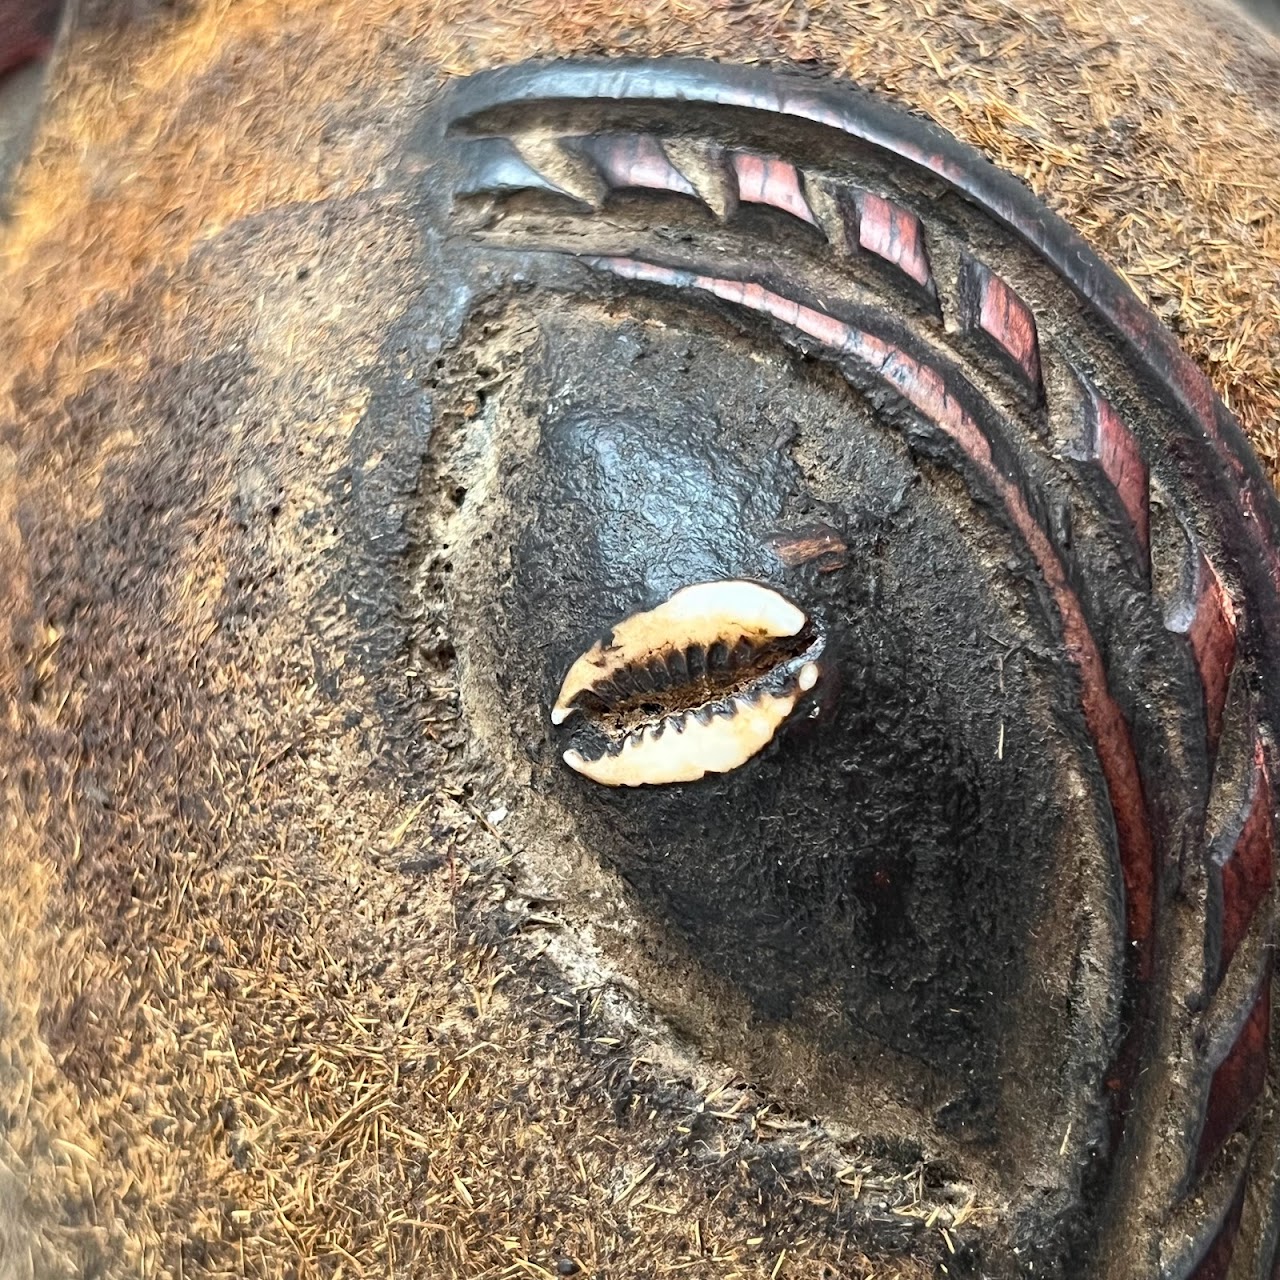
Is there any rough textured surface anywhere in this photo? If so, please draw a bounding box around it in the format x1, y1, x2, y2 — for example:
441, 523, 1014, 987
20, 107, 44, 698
0, 2, 1278, 1279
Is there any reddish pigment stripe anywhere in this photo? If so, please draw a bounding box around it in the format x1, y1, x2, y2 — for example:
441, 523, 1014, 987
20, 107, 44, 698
1195, 980, 1270, 1176
1215, 743, 1272, 984
1188, 1180, 1245, 1280
968, 261, 1042, 390
467, 65, 1280, 601
586, 134, 696, 198
1191, 559, 1237, 754
731, 153, 818, 226
1087, 388, 1150, 561
591, 254, 1157, 970
1171, 555, 1238, 755
855, 192, 932, 288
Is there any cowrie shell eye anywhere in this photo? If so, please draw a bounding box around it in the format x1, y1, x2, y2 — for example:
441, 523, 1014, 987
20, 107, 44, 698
551, 580, 823, 786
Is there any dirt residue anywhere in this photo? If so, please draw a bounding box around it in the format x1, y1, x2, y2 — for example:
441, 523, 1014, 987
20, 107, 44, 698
0, 1, 1277, 1277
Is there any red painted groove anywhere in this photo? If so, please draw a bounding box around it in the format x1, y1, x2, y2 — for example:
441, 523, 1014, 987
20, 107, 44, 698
962, 258, 1043, 392
453, 64, 1280, 602
582, 134, 696, 198
590, 255, 1158, 983
1081, 384, 1150, 562
1187, 1179, 1245, 1280
853, 191, 932, 288
1170, 554, 1238, 755
1195, 979, 1270, 1177
1215, 743, 1273, 984
731, 153, 818, 226
718, 68, 1280, 593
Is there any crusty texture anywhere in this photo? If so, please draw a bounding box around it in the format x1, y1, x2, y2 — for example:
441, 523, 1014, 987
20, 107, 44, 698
0, 2, 1278, 1278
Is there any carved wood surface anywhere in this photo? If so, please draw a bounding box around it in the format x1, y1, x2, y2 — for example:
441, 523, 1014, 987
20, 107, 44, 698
415, 59, 1280, 1277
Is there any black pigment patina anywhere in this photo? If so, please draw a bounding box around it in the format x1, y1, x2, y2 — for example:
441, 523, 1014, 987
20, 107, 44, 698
352, 57, 1280, 1278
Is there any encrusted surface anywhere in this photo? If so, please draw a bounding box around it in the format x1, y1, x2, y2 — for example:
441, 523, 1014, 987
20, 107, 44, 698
0, 3, 1279, 1280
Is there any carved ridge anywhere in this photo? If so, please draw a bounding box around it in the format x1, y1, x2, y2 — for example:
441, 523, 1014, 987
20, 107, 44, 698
1195, 974, 1271, 1178
958, 255, 1044, 397
851, 190, 934, 292
1067, 377, 1151, 569
430, 59, 1280, 1271
1210, 742, 1273, 988
1166, 550, 1238, 756
577, 132, 697, 199
730, 151, 819, 227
